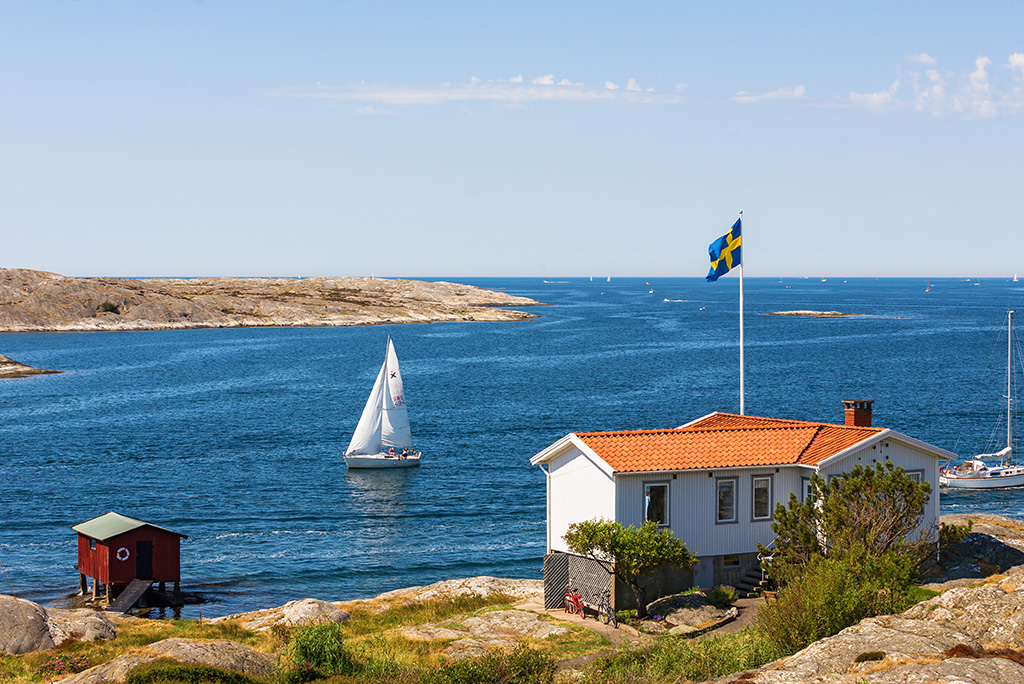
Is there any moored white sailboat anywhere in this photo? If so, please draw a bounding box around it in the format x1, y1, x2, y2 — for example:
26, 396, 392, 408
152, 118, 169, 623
940, 311, 1024, 488
344, 336, 421, 469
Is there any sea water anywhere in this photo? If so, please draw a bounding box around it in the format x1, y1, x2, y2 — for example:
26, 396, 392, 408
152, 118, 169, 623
1, 277, 1022, 617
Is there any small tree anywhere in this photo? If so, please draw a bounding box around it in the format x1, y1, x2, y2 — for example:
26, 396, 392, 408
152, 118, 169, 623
564, 518, 697, 619
761, 461, 932, 583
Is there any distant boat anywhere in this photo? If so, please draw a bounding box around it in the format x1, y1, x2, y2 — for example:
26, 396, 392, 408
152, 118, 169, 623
821, 278, 827, 282
344, 336, 421, 469
926, 279, 931, 293
940, 311, 1024, 488
590, 276, 593, 282
1015, 273, 1019, 283
607, 276, 611, 282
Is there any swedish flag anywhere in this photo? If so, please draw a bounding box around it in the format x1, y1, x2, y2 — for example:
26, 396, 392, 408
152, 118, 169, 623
706, 218, 742, 282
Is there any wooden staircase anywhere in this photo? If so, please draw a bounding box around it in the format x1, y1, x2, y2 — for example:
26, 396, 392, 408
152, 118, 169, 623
733, 567, 769, 598
105, 578, 152, 613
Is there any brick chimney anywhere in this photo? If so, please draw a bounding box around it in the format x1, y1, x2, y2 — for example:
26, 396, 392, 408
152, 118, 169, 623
842, 399, 874, 427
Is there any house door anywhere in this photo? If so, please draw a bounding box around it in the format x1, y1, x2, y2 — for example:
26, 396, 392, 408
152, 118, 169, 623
136, 541, 153, 579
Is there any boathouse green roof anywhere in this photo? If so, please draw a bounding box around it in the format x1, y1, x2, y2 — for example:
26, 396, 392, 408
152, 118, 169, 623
71, 511, 187, 541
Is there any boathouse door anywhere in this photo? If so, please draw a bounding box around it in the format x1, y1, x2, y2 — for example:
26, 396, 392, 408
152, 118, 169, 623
136, 541, 153, 579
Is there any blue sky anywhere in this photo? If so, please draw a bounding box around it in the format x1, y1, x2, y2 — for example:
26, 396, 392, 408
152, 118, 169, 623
2, 2, 1023, 278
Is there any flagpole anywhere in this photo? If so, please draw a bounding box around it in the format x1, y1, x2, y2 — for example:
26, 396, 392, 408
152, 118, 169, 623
738, 211, 744, 415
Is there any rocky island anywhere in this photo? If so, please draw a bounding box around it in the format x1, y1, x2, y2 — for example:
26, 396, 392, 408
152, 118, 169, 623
0, 269, 542, 333
0, 354, 60, 378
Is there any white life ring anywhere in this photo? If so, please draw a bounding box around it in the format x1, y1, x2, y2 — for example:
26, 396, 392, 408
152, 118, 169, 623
116, 547, 130, 562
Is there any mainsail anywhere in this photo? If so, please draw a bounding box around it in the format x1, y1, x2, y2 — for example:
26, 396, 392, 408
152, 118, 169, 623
345, 337, 413, 455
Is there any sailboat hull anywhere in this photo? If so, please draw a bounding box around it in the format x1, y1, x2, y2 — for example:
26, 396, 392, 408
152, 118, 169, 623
344, 452, 421, 469
940, 467, 1024, 488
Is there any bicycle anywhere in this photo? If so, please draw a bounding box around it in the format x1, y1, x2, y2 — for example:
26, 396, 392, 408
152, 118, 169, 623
596, 589, 617, 628
563, 583, 586, 618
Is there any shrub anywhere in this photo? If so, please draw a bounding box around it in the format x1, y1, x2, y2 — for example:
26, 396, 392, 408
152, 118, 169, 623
287, 623, 356, 676
706, 585, 738, 608
277, 661, 324, 684
99, 301, 120, 314
585, 627, 783, 683
423, 645, 556, 684
35, 652, 90, 679
939, 520, 974, 554
124, 662, 263, 684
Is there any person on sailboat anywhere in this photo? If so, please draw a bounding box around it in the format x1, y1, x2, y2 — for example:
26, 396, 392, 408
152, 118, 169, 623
401, 448, 409, 458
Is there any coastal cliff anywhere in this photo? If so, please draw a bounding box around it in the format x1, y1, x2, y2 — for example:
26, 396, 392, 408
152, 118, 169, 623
0, 269, 542, 333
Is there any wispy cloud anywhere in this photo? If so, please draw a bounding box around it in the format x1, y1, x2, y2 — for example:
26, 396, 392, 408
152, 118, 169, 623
848, 54, 1024, 118
275, 75, 683, 107
849, 79, 900, 110
732, 85, 806, 104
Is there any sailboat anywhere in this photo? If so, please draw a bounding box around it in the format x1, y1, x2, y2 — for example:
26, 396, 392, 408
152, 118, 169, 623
343, 336, 421, 469
940, 311, 1024, 488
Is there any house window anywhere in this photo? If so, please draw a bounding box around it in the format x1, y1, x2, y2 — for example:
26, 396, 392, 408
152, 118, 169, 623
801, 477, 812, 502
89, 539, 96, 552
717, 477, 737, 524
723, 554, 741, 568
905, 470, 923, 484
645, 482, 669, 525
753, 476, 772, 520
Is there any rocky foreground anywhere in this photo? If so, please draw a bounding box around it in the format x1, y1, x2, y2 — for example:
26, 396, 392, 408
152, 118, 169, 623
5, 517, 1024, 683
0, 269, 542, 333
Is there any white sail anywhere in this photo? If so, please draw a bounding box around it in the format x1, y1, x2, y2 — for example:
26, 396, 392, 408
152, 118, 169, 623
380, 337, 412, 449
345, 355, 387, 455
345, 337, 413, 456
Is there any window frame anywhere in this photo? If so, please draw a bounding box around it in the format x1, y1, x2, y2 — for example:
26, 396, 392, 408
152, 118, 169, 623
752, 475, 773, 521
89, 539, 96, 552
904, 469, 924, 484
643, 481, 670, 527
716, 476, 739, 524
801, 476, 813, 502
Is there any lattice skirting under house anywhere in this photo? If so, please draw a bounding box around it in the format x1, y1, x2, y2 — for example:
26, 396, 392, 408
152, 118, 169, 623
542, 552, 612, 610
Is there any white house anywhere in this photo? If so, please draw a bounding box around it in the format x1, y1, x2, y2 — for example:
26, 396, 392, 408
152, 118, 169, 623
530, 400, 953, 604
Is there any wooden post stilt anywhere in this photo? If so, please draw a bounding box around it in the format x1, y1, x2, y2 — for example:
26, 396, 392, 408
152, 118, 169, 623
79, 573, 88, 595
92, 578, 97, 600
159, 581, 166, 594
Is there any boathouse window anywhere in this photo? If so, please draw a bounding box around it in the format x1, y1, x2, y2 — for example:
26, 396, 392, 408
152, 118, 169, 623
752, 476, 772, 520
89, 539, 96, 552
716, 477, 738, 524
644, 482, 669, 526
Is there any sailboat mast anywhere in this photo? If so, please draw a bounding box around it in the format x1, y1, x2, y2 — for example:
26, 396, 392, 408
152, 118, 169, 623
1009, 310, 1015, 456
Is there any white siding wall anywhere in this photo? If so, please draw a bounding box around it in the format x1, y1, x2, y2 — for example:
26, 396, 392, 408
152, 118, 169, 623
546, 446, 617, 553
818, 438, 941, 535
614, 467, 809, 557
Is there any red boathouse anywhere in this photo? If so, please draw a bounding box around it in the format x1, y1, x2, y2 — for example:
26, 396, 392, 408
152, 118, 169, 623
72, 511, 187, 601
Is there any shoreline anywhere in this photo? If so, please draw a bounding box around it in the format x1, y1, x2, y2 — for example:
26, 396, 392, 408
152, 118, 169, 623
0, 269, 544, 334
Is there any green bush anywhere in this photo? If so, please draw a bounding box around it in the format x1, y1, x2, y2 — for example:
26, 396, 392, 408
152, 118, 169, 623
277, 662, 324, 684
586, 627, 783, 683
939, 520, 974, 554
35, 652, 90, 679
287, 623, 356, 676
423, 645, 556, 684
99, 301, 120, 314
124, 662, 264, 684
706, 585, 738, 608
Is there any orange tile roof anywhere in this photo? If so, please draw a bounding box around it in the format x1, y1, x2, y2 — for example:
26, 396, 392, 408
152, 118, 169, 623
574, 412, 884, 473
